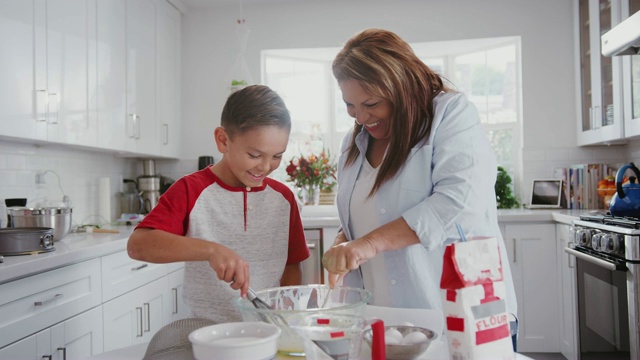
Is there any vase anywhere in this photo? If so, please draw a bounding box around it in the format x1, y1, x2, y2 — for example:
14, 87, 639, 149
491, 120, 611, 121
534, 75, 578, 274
300, 184, 320, 206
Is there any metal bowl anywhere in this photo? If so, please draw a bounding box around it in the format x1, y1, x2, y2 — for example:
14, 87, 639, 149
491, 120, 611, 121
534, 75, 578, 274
363, 325, 436, 360
7, 207, 72, 241
234, 285, 371, 356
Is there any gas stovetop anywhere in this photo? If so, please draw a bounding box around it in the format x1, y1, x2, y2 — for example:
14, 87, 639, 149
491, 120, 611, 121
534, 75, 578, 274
579, 212, 640, 229
572, 212, 640, 262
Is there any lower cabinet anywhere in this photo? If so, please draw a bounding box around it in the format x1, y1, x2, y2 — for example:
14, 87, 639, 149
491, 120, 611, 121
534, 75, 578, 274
556, 223, 578, 360
0, 306, 104, 359
102, 276, 170, 352
166, 267, 189, 323
500, 222, 560, 352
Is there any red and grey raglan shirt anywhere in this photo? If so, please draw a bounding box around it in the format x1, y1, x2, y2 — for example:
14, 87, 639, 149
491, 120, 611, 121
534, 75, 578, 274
136, 168, 309, 323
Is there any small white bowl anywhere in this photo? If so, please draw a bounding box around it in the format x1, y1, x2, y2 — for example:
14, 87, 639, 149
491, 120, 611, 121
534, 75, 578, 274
189, 322, 281, 360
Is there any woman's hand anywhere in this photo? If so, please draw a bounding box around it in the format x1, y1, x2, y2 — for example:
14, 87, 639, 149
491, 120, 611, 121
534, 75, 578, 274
322, 236, 377, 288
207, 243, 250, 298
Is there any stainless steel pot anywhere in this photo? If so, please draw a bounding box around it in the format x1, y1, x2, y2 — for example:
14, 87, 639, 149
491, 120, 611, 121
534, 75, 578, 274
7, 207, 72, 241
0, 227, 55, 255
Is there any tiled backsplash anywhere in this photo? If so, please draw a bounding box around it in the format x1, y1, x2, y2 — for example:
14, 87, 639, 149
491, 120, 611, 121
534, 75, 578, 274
0, 139, 195, 226
1, 137, 639, 223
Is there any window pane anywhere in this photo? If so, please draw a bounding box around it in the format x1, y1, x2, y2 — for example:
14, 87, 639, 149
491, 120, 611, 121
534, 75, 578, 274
454, 45, 517, 125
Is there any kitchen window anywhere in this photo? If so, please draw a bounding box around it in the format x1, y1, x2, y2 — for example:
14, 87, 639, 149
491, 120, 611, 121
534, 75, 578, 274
262, 36, 522, 187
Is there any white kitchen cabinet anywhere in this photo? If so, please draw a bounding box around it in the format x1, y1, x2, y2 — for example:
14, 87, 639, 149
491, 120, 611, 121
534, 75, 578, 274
620, 1, 640, 138
101, 250, 167, 302
156, 0, 182, 158
556, 223, 578, 360
500, 222, 560, 352
166, 267, 189, 324
575, 0, 625, 145
0, 306, 103, 359
0, 258, 102, 349
103, 276, 170, 352
96, 0, 128, 152
0, 0, 96, 145
125, 0, 158, 155
0, 0, 45, 140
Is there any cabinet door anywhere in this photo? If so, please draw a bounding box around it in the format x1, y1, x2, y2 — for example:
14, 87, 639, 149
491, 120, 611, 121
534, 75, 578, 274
576, 0, 624, 145
502, 223, 560, 352
45, 0, 98, 146
50, 306, 104, 360
166, 268, 189, 324
557, 224, 578, 360
103, 277, 168, 352
0, 328, 50, 359
97, 0, 128, 152
621, 0, 640, 137
0, 0, 46, 140
126, 0, 157, 155
156, 0, 181, 158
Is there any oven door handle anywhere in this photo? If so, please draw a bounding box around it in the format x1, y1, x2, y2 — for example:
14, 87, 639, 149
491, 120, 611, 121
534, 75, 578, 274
564, 247, 626, 271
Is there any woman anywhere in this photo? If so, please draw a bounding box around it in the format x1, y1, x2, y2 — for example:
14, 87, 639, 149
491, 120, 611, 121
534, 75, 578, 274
322, 28, 517, 321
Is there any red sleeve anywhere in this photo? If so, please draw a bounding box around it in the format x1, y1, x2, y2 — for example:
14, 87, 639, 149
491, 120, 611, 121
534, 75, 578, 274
135, 170, 213, 235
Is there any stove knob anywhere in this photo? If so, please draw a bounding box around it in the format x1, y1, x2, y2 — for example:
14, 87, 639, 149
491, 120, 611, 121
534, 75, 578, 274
591, 232, 603, 251
601, 233, 622, 254
576, 228, 596, 246
569, 226, 580, 245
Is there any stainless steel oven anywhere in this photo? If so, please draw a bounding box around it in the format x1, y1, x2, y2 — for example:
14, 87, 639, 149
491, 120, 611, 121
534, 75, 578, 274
566, 214, 640, 359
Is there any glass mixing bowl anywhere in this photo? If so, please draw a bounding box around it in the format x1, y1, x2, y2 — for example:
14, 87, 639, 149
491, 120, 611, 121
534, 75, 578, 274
234, 285, 372, 357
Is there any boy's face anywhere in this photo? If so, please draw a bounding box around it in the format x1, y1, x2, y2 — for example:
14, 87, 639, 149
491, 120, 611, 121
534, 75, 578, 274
214, 125, 289, 188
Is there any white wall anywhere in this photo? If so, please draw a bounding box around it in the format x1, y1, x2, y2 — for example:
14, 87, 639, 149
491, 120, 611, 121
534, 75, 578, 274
181, 0, 632, 203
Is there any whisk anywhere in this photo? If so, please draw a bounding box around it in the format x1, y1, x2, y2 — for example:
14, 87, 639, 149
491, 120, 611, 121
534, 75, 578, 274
247, 287, 291, 329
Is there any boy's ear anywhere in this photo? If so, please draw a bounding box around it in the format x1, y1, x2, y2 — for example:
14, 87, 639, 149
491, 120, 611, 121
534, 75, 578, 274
214, 127, 229, 153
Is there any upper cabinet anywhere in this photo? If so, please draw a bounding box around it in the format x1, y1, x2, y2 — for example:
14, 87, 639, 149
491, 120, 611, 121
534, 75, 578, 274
156, 0, 182, 158
0, 0, 97, 146
0, 0, 181, 159
576, 0, 624, 145
576, 0, 640, 145
621, 0, 640, 137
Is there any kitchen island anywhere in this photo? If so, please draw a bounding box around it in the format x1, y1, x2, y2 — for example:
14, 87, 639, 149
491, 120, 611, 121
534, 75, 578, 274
0, 208, 592, 358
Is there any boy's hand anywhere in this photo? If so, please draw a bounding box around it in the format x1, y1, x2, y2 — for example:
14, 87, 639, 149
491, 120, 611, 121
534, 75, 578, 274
208, 243, 250, 298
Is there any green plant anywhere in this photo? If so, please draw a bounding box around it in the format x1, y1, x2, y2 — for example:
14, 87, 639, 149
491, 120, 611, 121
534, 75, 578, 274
495, 166, 519, 209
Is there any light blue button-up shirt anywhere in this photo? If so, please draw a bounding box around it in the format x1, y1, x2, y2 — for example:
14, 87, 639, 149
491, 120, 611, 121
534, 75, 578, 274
335, 91, 517, 317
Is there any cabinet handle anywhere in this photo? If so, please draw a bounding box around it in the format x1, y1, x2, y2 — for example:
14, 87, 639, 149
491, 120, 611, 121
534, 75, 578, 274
163, 123, 169, 144
136, 307, 143, 337
594, 105, 601, 129
131, 263, 148, 271
568, 243, 575, 268
34, 293, 63, 307
128, 114, 136, 138
172, 288, 178, 314
47, 93, 59, 124
135, 115, 141, 139
144, 302, 150, 332
57, 347, 66, 360
35, 90, 47, 122
307, 243, 316, 249
512, 238, 516, 263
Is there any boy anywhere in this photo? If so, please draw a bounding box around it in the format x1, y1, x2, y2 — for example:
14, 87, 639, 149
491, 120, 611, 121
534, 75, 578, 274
127, 85, 309, 323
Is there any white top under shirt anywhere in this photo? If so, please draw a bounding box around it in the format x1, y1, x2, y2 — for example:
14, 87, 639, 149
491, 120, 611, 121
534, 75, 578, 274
349, 159, 392, 306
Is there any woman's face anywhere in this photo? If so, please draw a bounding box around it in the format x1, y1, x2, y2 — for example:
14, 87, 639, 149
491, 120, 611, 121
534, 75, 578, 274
339, 79, 392, 141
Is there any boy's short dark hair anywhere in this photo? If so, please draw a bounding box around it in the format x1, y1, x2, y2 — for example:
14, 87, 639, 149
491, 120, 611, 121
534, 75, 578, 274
220, 85, 291, 138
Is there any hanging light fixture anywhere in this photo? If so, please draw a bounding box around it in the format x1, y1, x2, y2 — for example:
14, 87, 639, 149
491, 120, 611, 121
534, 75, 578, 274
227, 1, 253, 93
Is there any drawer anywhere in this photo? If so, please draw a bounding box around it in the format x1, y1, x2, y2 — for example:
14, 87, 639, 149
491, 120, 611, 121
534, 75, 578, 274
166, 261, 185, 274
101, 250, 167, 302
0, 258, 102, 348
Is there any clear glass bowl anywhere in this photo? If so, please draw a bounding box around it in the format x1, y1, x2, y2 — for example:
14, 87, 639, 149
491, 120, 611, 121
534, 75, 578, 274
234, 285, 372, 357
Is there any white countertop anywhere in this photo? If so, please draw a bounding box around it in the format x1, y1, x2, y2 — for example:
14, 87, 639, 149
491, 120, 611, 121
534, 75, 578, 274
0, 225, 135, 284
0, 207, 594, 285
